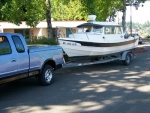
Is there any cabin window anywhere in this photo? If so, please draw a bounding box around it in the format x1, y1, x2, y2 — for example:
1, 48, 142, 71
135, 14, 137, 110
84, 27, 92, 32
77, 27, 92, 33
0, 36, 12, 55
77, 28, 83, 33
12, 36, 25, 53
105, 27, 116, 34
116, 27, 122, 34
93, 26, 103, 33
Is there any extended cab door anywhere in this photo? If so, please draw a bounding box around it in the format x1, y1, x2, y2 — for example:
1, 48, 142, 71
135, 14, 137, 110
0, 36, 19, 78
0, 35, 29, 79
11, 35, 29, 75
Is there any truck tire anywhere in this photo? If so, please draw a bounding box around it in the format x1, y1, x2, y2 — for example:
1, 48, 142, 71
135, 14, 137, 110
123, 53, 131, 65
39, 65, 54, 86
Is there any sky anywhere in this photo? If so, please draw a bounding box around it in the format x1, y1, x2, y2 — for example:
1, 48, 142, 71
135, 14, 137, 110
118, 1, 150, 24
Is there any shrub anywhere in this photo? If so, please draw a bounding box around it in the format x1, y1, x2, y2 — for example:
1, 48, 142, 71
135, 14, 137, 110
145, 35, 150, 39
26, 36, 59, 45
0, 48, 11, 55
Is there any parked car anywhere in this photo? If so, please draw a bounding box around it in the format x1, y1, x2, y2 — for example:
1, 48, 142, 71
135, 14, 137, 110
132, 33, 143, 44
0, 33, 64, 86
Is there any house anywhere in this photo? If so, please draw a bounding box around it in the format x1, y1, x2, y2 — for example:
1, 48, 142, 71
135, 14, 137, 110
0, 20, 86, 39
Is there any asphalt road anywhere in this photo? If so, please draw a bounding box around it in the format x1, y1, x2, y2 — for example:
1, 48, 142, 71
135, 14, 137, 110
0, 43, 150, 113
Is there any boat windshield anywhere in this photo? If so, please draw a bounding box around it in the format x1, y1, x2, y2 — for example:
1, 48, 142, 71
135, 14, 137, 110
93, 26, 103, 33
77, 27, 92, 33
77, 26, 103, 33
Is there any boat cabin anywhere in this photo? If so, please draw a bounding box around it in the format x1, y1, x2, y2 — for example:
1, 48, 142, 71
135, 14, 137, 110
68, 21, 124, 43
76, 22, 122, 34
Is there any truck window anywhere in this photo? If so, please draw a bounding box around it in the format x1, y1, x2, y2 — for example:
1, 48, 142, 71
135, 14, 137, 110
12, 36, 25, 53
0, 36, 11, 55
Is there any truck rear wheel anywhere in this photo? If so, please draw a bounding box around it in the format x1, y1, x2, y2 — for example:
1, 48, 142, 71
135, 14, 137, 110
39, 65, 54, 86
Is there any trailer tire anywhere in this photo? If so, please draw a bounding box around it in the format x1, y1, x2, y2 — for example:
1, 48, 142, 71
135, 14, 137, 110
123, 53, 131, 65
38, 65, 54, 86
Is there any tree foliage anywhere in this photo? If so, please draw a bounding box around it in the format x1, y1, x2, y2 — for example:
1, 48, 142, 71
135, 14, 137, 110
50, 0, 123, 21
0, 0, 45, 27
0, 0, 147, 32
51, 0, 86, 20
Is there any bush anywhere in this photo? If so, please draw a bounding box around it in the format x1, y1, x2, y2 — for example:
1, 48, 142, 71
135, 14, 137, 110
145, 35, 150, 39
26, 36, 59, 45
0, 48, 11, 54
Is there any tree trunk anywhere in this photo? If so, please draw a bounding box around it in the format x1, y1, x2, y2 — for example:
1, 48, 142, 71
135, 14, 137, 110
122, 0, 126, 32
46, 0, 53, 38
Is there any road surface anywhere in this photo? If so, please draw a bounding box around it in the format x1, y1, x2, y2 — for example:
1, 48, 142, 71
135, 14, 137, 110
0, 42, 150, 113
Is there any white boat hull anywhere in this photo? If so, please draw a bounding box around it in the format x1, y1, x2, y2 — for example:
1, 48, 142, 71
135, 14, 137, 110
58, 21, 139, 58
59, 38, 139, 57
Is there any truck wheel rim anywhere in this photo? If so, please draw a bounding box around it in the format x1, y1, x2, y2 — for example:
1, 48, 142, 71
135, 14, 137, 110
45, 69, 52, 82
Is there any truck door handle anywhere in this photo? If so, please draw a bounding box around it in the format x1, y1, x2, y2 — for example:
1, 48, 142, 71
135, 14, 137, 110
11, 59, 16, 62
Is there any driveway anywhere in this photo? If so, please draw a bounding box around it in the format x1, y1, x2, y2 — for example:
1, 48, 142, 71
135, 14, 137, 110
0, 43, 150, 113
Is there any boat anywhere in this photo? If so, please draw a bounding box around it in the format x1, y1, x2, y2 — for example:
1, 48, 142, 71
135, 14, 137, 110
58, 15, 139, 58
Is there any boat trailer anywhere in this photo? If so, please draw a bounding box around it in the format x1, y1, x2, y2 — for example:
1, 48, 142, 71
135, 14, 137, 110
62, 47, 147, 68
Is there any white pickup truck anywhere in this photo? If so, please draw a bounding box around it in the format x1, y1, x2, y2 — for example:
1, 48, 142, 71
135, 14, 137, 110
0, 33, 64, 86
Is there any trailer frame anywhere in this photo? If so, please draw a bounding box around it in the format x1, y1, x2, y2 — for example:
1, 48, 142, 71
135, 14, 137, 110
62, 50, 136, 68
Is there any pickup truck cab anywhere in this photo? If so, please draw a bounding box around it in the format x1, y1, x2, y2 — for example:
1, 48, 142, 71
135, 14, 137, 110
0, 33, 64, 86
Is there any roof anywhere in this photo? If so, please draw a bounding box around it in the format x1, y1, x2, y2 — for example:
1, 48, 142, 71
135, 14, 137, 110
0, 21, 87, 29
0, 33, 22, 36
77, 22, 121, 27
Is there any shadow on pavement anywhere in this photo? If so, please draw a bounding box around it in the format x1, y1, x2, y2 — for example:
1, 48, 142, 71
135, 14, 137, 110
0, 45, 149, 113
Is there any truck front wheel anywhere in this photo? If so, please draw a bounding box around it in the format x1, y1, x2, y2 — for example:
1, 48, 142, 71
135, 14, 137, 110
39, 65, 54, 86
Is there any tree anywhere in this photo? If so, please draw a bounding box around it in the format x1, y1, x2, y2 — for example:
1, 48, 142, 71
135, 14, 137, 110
51, 0, 122, 21
51, 0, 86, 20
0, 0, 147, 37
80, 0, 146, 32
1, 0, 46, 27
46, 0, 53, 38
121, 0, 146, 32
0, 0, 53, 38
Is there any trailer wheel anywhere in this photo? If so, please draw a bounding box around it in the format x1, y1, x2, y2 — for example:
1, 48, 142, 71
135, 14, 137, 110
123, 53, 131, 65
38, 65, 54, 86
